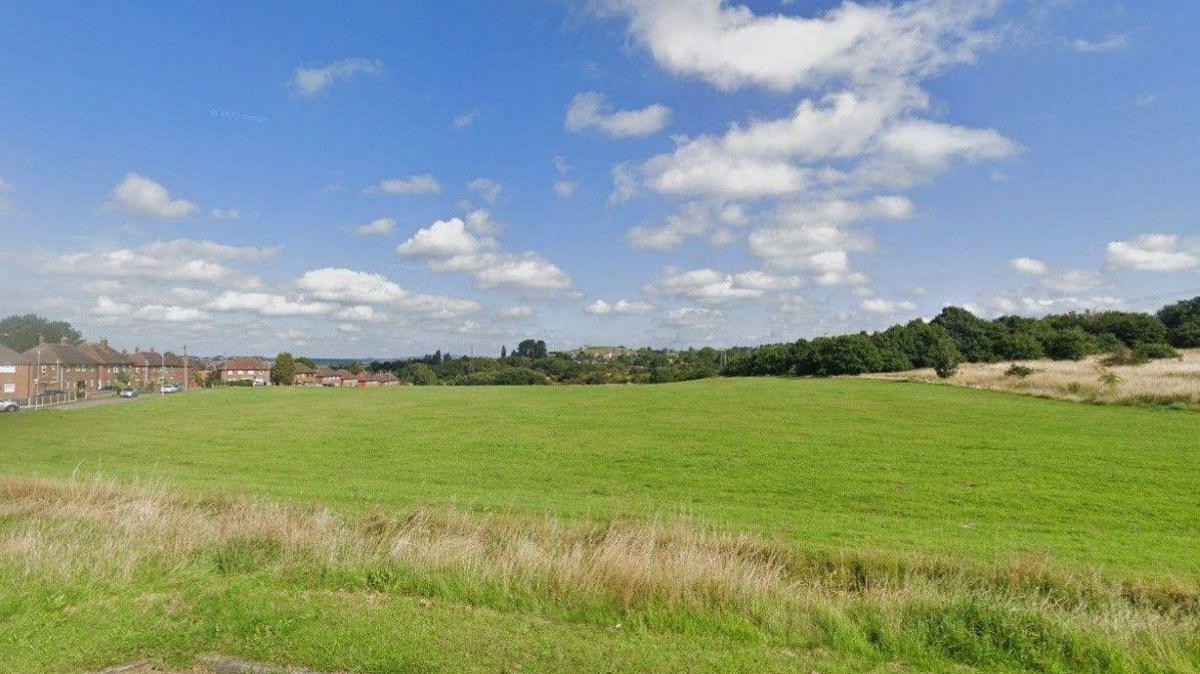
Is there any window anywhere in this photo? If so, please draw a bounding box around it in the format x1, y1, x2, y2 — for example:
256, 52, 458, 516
2, 384, 13, 393
0, 365, 14, 374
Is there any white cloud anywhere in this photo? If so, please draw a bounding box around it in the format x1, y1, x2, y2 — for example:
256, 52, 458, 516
646, 267, 772, 303
553, 180, 578, 198
599, 0, 999, 92
464, 209, 503, 235
337, 323, 361, 333
94, 295, 209, 322
396, 218, 496, 257
355, 217, 395, 236
585, 299, 655, 315
368, 174, 442, 196
664, 306, 723, 328
860, 297, 917, 314
732, 270, 803, 290
497, 305, 534, 319
1041, 270, 1102, 294
52, 241, 263, 288
208, 291, 335, 317
1009, 257, 1048, 275
1071, 35, 1129, 54
628, 201, 751, 250
397, 217, 572, 292
106, 173, 198, 218
169, 287, 210, 303
1106, 234, 1200, 272
291, 58, 381, 96
467, 177, 503, 204
565, 91, 671, 138
210, 208, 240, 221
294, 267, 480, 318
608, 162, 640, 204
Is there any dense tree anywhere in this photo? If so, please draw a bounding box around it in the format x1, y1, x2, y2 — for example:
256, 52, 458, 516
800, 335, 884, 376
403, 362, 438, 385
932, 306, 999, 362
270, 352, 296, 385
294, 356, 316, 369
0, 314, 82, 352
500, 345, 507, 359
1158, 298, 1200, 348
1043, 328, 1095, 361
515, 339, 548, 359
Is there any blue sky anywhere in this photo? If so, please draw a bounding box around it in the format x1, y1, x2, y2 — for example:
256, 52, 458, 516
1, 1, 1197, 357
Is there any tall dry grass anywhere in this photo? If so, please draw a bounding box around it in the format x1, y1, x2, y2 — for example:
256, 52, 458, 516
3, 475, 1198, 672
866, 349, 1200, 409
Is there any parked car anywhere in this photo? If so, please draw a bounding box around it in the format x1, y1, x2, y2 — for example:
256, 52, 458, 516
119, 388, 138, 398
160, 384, 181, 394
0, 399, 19, 412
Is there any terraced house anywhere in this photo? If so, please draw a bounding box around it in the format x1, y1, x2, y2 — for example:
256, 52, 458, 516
0, 344, 33, 398
77, 339, 132, 390
219, 357, 270, 385
23, 337, 99, 394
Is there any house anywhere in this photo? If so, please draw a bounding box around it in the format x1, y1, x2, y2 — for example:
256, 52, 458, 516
376, 372, 400, 386
0, 344, 34, 399
355, 372, 380, 387
23, 336, 100, 394
129, 348, 167, 387
313, 366, 339, 387
293, 362, 317, 386
77, 339, 134, 390
163, 351, 189, 386
333, 369, 357, 387
219, 357, 271, 385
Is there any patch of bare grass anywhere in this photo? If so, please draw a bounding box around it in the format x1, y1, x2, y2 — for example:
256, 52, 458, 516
866, 349, 1200, 409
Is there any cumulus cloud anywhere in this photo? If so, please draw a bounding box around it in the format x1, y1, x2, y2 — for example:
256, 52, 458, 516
367, 174, 441, 196
497, 305, 534, 319
646, 267, 780, 303
664, 306, 723, 328
1106, 234, 1200, 272
452, 109, 480, 128
565, 91, 671, 138
51, 240, 264, 288
209, 208, 240, 221
106, 174, 198, 218
396, 218, 496, 257
627, 201, 751, 250
355, 217, 395, 236
860, 297, 917, 314
294, 267, 479, 317
291, 58, 381, 96
467, 177, 503, 204
397, 217, 572, 292
585, 299, 655, 315
1009, 257, 1048, 275
597, 0, 1000, 92
208, 291, 335, 317
94, 296, 208, 322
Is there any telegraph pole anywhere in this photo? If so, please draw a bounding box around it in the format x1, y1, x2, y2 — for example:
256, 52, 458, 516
183, 345, 188, 392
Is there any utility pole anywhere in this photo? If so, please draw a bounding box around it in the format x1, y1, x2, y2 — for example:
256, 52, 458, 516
183, 345, 188, 392
160, 350, 165, 395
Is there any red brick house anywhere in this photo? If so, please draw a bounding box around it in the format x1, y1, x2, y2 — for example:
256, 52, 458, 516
0, 344, 34, 399
23, 337, 100, 394
129, 348, 169, 387
219, 357, 271, 385
333, 369, 357, 387
376, 372, 400, 386
77, 339, 133, 390
293, 362, 317, 386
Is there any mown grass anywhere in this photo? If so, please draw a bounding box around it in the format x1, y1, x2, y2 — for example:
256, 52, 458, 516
0, 378, 1197, 672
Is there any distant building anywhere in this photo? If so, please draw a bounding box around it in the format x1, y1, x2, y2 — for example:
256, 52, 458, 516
376, 372, 400, 386
219, 357, 271, 385
293, 362, 317, 386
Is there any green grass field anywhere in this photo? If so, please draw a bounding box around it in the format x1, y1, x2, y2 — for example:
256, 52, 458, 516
2, 379, 1198, 673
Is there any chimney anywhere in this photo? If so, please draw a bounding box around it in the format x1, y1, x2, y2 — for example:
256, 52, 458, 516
100, 338, 108, 347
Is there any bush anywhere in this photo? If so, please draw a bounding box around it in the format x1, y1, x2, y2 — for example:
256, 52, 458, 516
932, 306, 1000, 362
455, 367, 548, 386
1100, 348, 1148, 367
995, 331, 1044, 361
1157, 297, 1200, 348
1043, 328, 1095, 361
1132, 342, 1180, 360
1005, 364, 1035, 378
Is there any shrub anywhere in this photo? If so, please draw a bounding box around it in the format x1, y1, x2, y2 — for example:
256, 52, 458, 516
1132, 342, 1180, 360
1100, 348, 1148, 367
1043, 328, 1095, 360
932, 306, 999, 362
1097, 371, 1122, 387
1004, 364, 1035, 378
995, 331, 1044, 361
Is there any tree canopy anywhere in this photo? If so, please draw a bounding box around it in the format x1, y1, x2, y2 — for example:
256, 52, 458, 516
0, 314, 82, 352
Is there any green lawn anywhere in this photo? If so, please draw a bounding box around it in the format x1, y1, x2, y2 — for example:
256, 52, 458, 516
3, 378, 1197, 577
2, 379, 1198, 673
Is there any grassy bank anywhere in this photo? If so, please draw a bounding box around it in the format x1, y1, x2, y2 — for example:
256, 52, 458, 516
3, 475, 1198, 673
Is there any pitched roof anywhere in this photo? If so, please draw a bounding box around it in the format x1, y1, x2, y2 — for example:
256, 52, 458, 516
129, 349, 163, 367
313, 366, 336, 377
0, 344, 29, 365
77, 340, 133, 366
376, 372, 399, 383
220, 357, 270, 371
333, 369, 354, 378
293, 363, 315, 374
24, 341, 96, 365
163, 352, 187, 367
